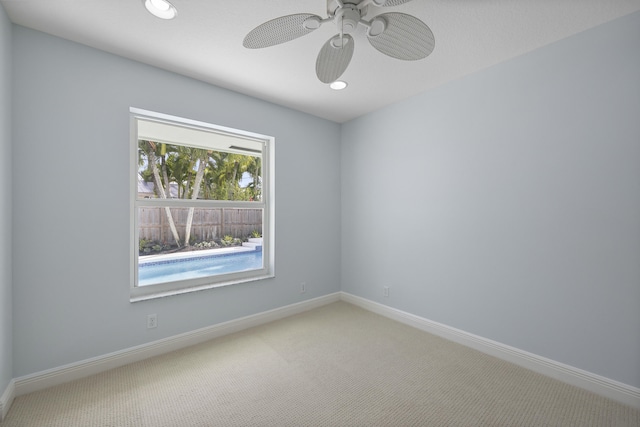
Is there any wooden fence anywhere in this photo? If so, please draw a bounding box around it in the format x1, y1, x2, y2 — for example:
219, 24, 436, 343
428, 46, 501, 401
139, 207, 262, 244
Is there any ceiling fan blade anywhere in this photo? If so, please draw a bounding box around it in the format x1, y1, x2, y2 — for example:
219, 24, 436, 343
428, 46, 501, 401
316, 34, 355, 83
243, 14, 321, 49
367, 13, 435, 60
373, 0, 415, 6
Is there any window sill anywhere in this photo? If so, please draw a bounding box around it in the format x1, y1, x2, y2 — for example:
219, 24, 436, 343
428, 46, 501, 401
130, 273, 275, 303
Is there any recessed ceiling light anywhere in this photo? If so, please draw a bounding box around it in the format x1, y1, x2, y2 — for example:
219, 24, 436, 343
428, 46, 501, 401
144, 0, 177, 20
330, 81, 348, 90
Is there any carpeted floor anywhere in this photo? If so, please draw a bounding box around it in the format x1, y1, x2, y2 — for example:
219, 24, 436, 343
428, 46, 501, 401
3, 301, 639, 426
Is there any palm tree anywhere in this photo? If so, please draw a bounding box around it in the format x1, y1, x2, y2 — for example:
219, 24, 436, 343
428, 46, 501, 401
214, 153, 254, 200
183, 148, 209, 246
139, 140, 182, 248
206, 151, 235, 200
200, 159, 217, 200
245, 157, 262, 201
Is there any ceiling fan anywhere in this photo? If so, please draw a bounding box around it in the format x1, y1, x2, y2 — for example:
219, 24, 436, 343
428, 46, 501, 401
243, 0, 435, 85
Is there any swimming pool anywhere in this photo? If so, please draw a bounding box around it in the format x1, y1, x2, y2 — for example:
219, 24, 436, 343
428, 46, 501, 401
138, 249, 263, 286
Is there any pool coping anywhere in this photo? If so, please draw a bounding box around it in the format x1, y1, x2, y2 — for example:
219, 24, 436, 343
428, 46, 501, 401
139, 245, 258, 265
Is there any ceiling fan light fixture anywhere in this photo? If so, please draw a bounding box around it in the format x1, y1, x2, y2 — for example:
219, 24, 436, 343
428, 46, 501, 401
330, 80, 348, 90
330, 35, 350, 49
335, 5, 361, 34
144, 0, 177, 20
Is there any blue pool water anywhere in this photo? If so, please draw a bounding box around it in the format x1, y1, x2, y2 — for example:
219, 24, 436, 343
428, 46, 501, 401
138, 249, 263, 286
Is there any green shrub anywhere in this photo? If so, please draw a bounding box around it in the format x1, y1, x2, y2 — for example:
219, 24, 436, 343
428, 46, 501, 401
139, 238, 169, 255
194, 240, 219, 250
220, 235, 243, 247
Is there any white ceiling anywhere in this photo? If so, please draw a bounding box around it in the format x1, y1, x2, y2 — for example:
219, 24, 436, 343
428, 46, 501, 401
2, 0, 640, 123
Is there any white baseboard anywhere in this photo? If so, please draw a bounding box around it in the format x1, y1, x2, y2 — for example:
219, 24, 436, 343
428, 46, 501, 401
0, 379, 15, 422
14, 293, 340, 397
340, 292, 640, 410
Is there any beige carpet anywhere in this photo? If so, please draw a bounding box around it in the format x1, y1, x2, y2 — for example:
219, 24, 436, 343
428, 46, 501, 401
3, 301, 639, 426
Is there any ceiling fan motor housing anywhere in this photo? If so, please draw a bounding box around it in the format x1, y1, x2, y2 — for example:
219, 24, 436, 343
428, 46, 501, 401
335, 4, 362, 34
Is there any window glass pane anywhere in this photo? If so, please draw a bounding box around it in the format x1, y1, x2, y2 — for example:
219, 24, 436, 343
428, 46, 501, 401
137, 206, 263, 287
137, 120, 262, 202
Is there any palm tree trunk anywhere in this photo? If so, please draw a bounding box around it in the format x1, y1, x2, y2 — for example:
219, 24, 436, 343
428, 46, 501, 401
161, 156, 171, 198
148, 149, 181, 247
184, 154, 207, 246
228, 161, 239, 199
253, 162, 261, 200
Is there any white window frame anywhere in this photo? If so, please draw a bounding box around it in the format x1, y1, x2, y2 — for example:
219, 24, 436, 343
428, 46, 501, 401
130, 107, 275, 302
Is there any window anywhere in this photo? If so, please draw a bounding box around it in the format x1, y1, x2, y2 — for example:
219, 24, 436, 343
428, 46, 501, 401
130, 108, 274, 301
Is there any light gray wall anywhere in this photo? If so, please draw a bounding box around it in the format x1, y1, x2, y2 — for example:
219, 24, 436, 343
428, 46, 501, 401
341, 11, 640, 388
11, 26, 341, 378
0, 1, 13, 394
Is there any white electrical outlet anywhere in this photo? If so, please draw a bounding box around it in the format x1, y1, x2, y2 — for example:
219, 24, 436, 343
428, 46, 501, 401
383, 286, 389, 297
300, 282, 307, 293
147, 314, 157, 329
